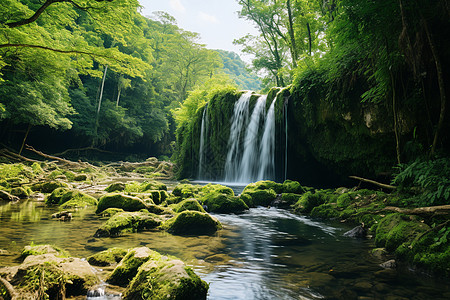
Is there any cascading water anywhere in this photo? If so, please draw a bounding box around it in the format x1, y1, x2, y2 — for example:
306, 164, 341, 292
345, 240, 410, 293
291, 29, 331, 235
237, 95, 267, 182
198, 104, 208, 179
224, 92, 251, 181
257, 98, 276, 181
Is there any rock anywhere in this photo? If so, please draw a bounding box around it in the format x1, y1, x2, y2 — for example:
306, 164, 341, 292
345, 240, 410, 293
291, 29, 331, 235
0, 190, 19, 202
282, 180, 305, 194
122, 249, 208, 300
96, 193, 147, 214
343, 225, 367, 238
87, 248, 128, 266
240, 189, 277, 207
21, 244, 69, 259
172, 184, 202, 199
200, 184, 248, 213
31, 181, 68, 193
0, 249, 9, 256
45, 187, 70, 204
163, 211, 222, 235
371, 247, 389, 260
380, 259, 397, 269
353, 281, 373, 292
105, 182, 126, 192
107, 247, 154, 287
273, 193, 301, 208
94, 211, 162, 237
98, 207, 125, 218
10, 187, 30, 199
292, 191, 327, 213
51, 210, 73, 221
175, 198, 206, 213
59, 190, 98, 209
140, 180, 167, 191
74, 174, 88, 181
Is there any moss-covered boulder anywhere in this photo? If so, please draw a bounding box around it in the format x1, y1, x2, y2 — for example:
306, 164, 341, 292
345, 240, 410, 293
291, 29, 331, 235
146, 190, 169, 205
45, 187, 70, 204
107, 247, 154, 287
174, 199, 206, 213
172, 184, 202, 199
282, 180, 305, 194
163, 211, 222, 235
375, 213, 430, 252
273, 193, 302, 208
105, 182, 126, 192
200, 184, 248, 213
96, 193, 147, 214
59, 190, 98, 209
98, 207, 125, 218
21, 244, 69, 260
293, 191, 328, 213
240, 189, 277, 207
244, 180, 283, 194
94, 211, 162, 237
73, 174, 88, 181
10, 186, 31, 199
140, 180, 167, 191
87, 248, 128, 266
123, 252, 208, 300
31, 181, 68, 193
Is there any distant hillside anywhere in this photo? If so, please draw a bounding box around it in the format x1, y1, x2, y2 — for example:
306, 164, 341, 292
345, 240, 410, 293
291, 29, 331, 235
216, 50, 261, 91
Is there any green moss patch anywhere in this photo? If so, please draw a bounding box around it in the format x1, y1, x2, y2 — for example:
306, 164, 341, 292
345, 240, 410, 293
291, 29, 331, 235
162, 211, 222, 235
59, 190, 98, 208
87, 247, 128, 266
174, 198, 206, 213
21, 244, 69, 260
96, 193, 147, 214
105, 182, 126, 192
32, 181, 68, 193
94, 211, 162, 237
282, 180, 305, 194
200, 184, 248, 213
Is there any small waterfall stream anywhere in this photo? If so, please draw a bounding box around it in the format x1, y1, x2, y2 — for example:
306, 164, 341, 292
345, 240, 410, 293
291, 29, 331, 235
198, 104, 209, 179
257, 98, 276, 180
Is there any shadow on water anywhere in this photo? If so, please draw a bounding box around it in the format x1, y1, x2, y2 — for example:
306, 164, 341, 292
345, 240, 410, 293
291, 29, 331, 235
0, 199, 448, 299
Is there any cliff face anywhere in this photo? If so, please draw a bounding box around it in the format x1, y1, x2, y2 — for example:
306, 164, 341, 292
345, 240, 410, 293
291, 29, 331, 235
176, 71, 435, 187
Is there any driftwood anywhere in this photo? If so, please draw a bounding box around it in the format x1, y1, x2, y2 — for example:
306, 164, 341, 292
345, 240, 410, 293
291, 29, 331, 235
0, 148, 41, 163
53, 146, 114, 157
0, 277, 18, 300
349, 175, 396, 190
25, 144, 83, 167
380, 205, 450, 216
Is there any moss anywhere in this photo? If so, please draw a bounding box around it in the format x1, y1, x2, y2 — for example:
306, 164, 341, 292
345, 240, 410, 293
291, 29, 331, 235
311, 204, 340, 218
21, 244, 69, 260
140, 180, 167, 191
10, 186, 31, 199
31, 162, 44, 174
337, 194, 353, 208
162, 211, 222, 235
96, 193, 147, 214
73, 173, 88, 181
94, 211, 162, 237
98, 207, 125, 218
45, 187, 70, 204
107, 247, 156, 287
375, 213, 430, 252
123, 254, 208, 300
292, 191, 328, 213
58, 190, 98, 208
199, 184, 248, 213
175, 199, 206, 213
241, 189, 277, 207
87, 248, 128, 266
281, 193, 302, 206
105, 182, 126, 192
282, 180, 305, 194
32, 181, 68, 193
172, 184, 202, 199
243, 180, 283, 194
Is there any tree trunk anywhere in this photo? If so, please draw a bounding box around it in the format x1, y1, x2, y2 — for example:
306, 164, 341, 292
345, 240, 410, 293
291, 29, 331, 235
306, 22, 312, 56
286, 0, 298, 67
97, 65, 108, 115
19, 124, 31, 156
390, 71, 401, 164
116, 87, 121, 107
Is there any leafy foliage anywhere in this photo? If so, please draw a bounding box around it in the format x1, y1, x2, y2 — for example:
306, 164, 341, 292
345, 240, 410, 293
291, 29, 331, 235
393, 157, 450, 206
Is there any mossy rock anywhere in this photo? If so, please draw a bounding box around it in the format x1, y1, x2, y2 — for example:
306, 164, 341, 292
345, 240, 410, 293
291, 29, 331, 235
88, 247, 128, 266
282, 180, 305, 194
140, 180, 167, 191
146, 190, 167, 205
163, 211, 222, 235
32, 181, 68, 193
280, 193, 302, 206
172, 184, 202, 199
123, 252, 208, 300
94, 211, 162, 237
98, 207, 125, 218
45, 187, 70, 204
105, 182, 126, 192
10, 186, 31, 199
199, 184, 248, 213
73, 173, 88, 181
292, 191, 328, 213
21, 244, 69, 260
375, 213, 430, 252
336, 193, 354, 208
240, 189, 277, 207
310, 204, 340, 219
243, 180, 283, 194
175, 199, 206, 213
96, 193, 147, 214
107, 247, 155, 287
59, 190, 98, 208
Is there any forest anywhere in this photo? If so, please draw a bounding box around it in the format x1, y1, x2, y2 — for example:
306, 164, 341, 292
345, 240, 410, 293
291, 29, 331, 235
0, 0, 449, 299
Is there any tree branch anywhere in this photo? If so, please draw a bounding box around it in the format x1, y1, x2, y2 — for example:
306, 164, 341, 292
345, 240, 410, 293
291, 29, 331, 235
0, 43, 108, 58
349, 175, 397, 190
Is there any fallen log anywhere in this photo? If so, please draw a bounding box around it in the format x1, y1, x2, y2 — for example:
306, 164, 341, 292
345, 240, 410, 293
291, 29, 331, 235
0, 148, 41, 163
349, 175, 396, 190
380, 205, 450, 216
53, 146, 114, 157
25, 144, 82, 167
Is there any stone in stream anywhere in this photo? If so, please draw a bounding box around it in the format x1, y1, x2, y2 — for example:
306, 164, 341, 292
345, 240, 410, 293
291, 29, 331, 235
96, 193, 148, 214
343, 225, 367, 238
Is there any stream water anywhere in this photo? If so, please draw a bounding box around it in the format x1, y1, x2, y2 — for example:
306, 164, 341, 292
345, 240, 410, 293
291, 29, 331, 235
0, 197, 448, 299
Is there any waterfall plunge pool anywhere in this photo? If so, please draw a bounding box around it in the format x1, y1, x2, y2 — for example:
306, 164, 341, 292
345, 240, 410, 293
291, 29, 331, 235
0, 198, 448, 299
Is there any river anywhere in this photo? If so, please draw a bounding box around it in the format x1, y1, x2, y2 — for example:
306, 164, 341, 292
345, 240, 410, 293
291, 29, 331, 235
0, 197, 448, 299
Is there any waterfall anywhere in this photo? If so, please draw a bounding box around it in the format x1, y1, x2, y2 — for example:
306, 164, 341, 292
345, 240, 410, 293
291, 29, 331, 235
224, 92, 252, 181
257, 98, 276, 181
284, 97, 288, 181
198, 104, 208, 179
237, 95, 267, 182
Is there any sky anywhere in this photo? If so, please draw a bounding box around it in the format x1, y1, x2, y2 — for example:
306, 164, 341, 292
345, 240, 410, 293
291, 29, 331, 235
138, 0, 259, 61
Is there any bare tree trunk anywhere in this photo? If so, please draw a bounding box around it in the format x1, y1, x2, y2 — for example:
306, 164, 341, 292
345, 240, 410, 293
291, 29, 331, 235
19, 124, 31, 156
97, 65, 108, 115
116, 87, 121, 107
286, 0, 298, 67
306, 22, 312, 56
390, 71, 401, 164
